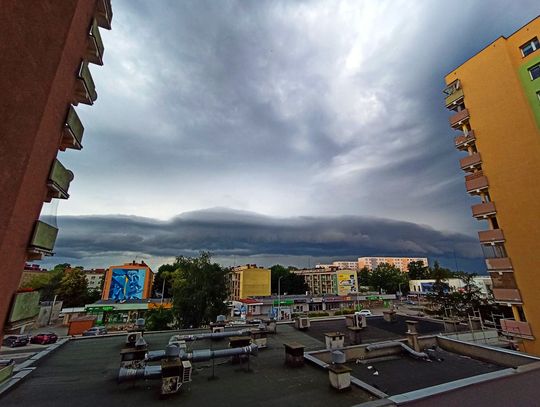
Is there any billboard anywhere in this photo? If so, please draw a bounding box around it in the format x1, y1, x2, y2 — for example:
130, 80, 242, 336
108, 268, 147, 300
337, 271, 358, 296
8, 291, 40, 322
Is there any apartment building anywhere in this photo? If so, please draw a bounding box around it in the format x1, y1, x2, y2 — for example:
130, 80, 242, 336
357, 257, 429, 272
443, 16, 540, 354
292, 268, 358, 296
84, 268, 106, 291
229, 264, 271, 301
0, 0, 113, 336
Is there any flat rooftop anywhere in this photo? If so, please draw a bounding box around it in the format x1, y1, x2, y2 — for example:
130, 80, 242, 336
0, 325, 374, 407
349, 348, 504, 396
306, 315, 448, 345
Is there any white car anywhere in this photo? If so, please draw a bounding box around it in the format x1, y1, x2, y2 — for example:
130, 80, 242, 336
355, 309, 372, 316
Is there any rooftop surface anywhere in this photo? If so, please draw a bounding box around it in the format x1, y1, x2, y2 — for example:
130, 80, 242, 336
0, 325, 374, 407
306, 315, 449, 346
348, 348, 504, 396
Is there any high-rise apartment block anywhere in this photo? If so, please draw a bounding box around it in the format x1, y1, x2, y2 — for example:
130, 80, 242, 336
444, 17, 540, 354
0, 0, 112, 336
357, 257, 428, 272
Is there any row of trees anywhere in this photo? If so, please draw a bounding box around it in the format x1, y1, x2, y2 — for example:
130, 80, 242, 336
25, 263, 102, 307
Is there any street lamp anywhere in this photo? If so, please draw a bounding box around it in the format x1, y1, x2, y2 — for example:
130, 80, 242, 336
277, 276, 284, 321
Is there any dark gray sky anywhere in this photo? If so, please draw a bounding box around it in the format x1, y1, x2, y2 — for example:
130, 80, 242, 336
42, 0, 539, 271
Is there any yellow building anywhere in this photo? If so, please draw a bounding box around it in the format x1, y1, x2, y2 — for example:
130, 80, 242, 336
229, 264, 270, 301
444, 16, 540, 354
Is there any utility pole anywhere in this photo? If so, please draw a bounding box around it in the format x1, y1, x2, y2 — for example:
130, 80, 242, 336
278, 276, 284, 321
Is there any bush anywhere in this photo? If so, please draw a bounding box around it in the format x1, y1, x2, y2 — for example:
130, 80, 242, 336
334, 308, 356, 316
307, 312, 330, 317
145, 306, 174, 331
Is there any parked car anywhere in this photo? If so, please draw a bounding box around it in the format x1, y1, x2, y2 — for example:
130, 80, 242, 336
30, 332, 58, 345
355, 309, 373, 317
82, 327, 108, 336
405, 300, 417, 305
2, 335, 30, 348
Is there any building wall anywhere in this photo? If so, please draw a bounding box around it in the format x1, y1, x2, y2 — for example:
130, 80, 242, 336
229, 265, 271, 300
0, 0, 110, 338
85, 270, 105, 291
445, 17, 540, 355
102, 262, 154, 300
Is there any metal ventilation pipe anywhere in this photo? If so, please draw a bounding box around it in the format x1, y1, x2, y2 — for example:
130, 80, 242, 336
366, 341, 428, 359
177, 329, 251, 342
119, 344, 258, 383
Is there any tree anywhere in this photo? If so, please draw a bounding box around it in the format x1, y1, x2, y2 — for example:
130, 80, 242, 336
358, 267, 370, 287
152, 263, 177, 298
27, 269, 64, 301
55, 268, 89, 307
171, 252, 230, 328
145, 306, 174, 331
407, 261, 430, 280
369, 263, 408, 294
270, 265, 309, 295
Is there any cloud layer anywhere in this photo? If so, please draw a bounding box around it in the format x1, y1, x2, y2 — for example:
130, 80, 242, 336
43, 208, 484, 271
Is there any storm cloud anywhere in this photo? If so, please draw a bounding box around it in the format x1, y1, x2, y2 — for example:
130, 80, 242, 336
45, 208, 484, 271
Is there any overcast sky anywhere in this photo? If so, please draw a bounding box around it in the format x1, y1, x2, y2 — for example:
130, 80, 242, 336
42, 0, 539, 271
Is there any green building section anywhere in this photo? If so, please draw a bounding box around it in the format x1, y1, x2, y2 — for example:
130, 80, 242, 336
518, 54, 540, 129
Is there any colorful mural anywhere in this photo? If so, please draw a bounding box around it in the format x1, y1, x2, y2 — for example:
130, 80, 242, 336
108, 268, 146, 300
337, 272, 358, 296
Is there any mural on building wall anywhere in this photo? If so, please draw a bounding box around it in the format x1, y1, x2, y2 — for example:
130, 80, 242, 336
337, 272, 358, 296
108, 268, 146, 300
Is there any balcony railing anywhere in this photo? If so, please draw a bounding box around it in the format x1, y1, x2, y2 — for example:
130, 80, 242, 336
47, 159, 74, 200
60, 106, 84, 151
28, 220, 58, 259
74, 61, 97, 105
472, 201, 496, 218
449, 108, 470, 128
87, 19, 104, 65
454, 130, 476, 150
500, 319, 533, 338
465, 174, 488, 194
478, 229, 505, 244
460, 153, 482, 171
486, 257, 513, 271
445, 88, 464, 108
96, 0, 113, 30
492, 288, 521, 303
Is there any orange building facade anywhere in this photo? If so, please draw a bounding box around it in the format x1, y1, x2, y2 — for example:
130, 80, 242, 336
0, 0, 112, 337
444, 17, 540, 354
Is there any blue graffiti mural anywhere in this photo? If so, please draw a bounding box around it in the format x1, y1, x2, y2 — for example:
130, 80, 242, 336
108, 268, 146, 300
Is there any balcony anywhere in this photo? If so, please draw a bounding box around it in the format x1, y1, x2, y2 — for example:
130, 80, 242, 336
60, 106, 84, 151
454, 130, 476, 150
27, 220, 58, 260
500, 319, 534, 338
96, 0, 113, 30
472, 201, 496, 218
478, 229, 505, 244
460, 153, 482, 171
493, 288, 521, 302
465, 173, 488, 194
449, 108, 470, 128
46, 159, 74, 200
486, 257, 513, 271
87, 20, 104, 65
74, 61, 97, 105
445, 88, 464, 108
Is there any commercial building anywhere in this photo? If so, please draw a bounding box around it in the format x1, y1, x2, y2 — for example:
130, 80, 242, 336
357, 257, 429, 272
409, 277, 493, 298
0, 0, 113, 337
229, 264, 271, 301
293, 268, 359, 296
102, 261, 154, 301
443, 16, 540, 354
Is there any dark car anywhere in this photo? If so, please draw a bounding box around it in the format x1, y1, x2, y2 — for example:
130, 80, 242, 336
2, 335, 30, 348
30, 332, 58, 345
82, 327, 108, 336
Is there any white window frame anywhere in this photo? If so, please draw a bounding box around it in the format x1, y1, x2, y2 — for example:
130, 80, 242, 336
520, 37, 540, 57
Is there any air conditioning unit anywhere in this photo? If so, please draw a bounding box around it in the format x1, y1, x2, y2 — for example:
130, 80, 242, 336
126, 331, 142, 346
295, 316, 310, 330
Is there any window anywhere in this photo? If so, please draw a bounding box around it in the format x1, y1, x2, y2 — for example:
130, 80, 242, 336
481, 243, 507, 259
529, 63, 540, 80
520, 37, 540, 57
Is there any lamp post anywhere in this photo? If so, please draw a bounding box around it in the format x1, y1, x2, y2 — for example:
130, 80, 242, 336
277, 276, 284, 321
